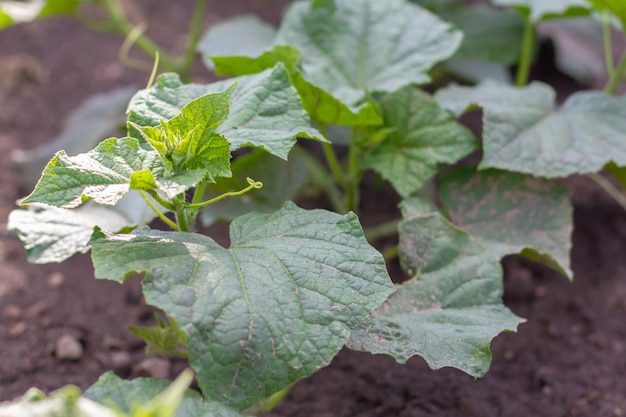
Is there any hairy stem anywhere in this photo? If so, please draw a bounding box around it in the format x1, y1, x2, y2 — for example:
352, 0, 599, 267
516, 18, 535, 87
139, 190, 179, 231
304, 152, 348, 214
346, 130, 362, 213
184, 177, 263, 209
604, 50, 626, 94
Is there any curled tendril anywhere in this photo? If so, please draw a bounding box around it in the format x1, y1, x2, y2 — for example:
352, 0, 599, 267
246, 177, 264, 189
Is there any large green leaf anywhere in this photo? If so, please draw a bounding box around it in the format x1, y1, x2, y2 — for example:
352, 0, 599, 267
7, 203, 130, 264
362, 86, 477, 198
435, 81, 626, 177
588, 0, 626, 26
349, 200, 523, 377
128, 65, 322, 160
440, 168, 573, 278
85, 372, 245, 417
491, 0, 590, 21
90, 202, 395, 410
273, 0, 462, 106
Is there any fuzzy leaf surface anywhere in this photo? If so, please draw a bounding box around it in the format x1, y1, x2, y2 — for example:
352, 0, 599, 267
362, 86, 477, 198
435, 81, 626, 177
491, 0, 590, 21
349, 202, 523, 377
85, 372, 245, 417
440, 168, 573, 278
128, 65, 322, 159
274, 0, 462, 106
90, 202, 395, 410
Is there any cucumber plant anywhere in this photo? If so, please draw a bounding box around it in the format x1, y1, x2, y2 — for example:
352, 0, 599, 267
6, 0, 626, 415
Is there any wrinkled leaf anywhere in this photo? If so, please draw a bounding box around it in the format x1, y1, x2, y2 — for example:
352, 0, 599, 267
491, 0, 590, 21
200, 148, 309, 226
274, 0, 463, 106
0, 386, 116, 417
7, 203, 130, 264
85, 372, 245, 417
440, 168, 573, 278
90, 202, 395, 410
349, 201, 523, 377
197, 15, 277, 71
13, 86, 136, 190
128, 65, 322, 159
435, 81, 626, 177
362, 86, 477, 198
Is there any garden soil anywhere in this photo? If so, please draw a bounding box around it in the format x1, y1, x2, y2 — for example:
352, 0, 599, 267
2, 1, 626, 416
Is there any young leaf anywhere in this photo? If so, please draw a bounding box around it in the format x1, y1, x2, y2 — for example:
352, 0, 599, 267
128, 314, 188, 357
274, 0, 463, 106
0, 386, 116, 417
362, 86, 477, 198
0, 9, 13, 30
90, 202, 395, 410
436, 81, 626, 178
349, 202, 523, 377
128, 65, 322, 160
7, 203, 130, 264
490, 0, 590, 22
440, 168, 573, 278
85, 372, 245, 417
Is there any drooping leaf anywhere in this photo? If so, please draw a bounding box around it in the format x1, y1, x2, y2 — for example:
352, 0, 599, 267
12, 86, 136, 190
7, 203, 130, 264
200, 148, 309, 226
197, 14, 277, 71
90, 202, 395, 410
273, 0, 463, 106
490, 0, 590, 22
439, 168, 573, 278
85, 371, 245, 417
349, 200, 523, 377
445, 5, 524, 64
435, 81, 626, 177
362, 86, 477, 198
128, 65, 322, 159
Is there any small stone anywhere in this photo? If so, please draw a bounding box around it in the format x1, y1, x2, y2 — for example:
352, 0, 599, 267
4, 304, 21, 319
111, 351, 132, 377
56, 334, 83, 361
48, 272, 64, 288
8, 321, 27, 338
133, 357, 171, 379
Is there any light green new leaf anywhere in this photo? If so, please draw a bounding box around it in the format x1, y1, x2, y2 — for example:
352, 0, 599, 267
90, 202, 395, 410
435, 81, 626, 177
0, 386, 116, 417
274, 0, 462, 106
128, 65, 322, 160
491, 0, 590, 21
38, 0, 82, 17
85, 371, 245, 417
440, 168, 573, 278
362, 86, 477, 198
7, 203, 130, 264
200, 148, 309, 226
0, 9, 13, 29
349, 202, 523, 377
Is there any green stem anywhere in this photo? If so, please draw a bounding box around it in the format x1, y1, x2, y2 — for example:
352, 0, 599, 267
346, 131, 362, 213
179, 0, 209, 82
516, 18, 535, 87
253, 384, 295, 414
304, 152, 348, 214
145, 190, 176, 211
184, 177, 263, 209
102, 0, 178, 72
191, 181, 207, 205
364, 218, 400, 242
139, 191, 179, 231
602, 10, 615, 80
587, 173, 626, 212
381, 245, 399, 264
604, 50, 626, 94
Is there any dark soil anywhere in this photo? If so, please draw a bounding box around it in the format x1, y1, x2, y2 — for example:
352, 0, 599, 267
2, 2, 626, 416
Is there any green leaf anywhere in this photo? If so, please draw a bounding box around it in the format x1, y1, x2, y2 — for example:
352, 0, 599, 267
128, 65, 322, 160
19, 137, 164, 208
197, 14, 277, 72
13, 86, 135, 190
440, 168, 573, 278
0, 9, 13, 29
129, 314, 187, 357
0, 385, 116, 417
85, 372, 245, 417
90, 202, 395, 410
7, 203, 130, 264
445, 5, 524, 64
588, 0, 626, 25
135, 83, 235, 180
435, 81, 626, 178
210, 45, 301, 77
362, 86, 477, 198
38, 0, 82, 17
349, 201, 523, 377
200, 148, 309, 226
274, 0, 463, 106
491, 0, 590, 22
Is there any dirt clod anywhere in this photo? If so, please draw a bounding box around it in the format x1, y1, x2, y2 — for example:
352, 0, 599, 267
55, 334, 84, 361
133, 357, 171, 379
